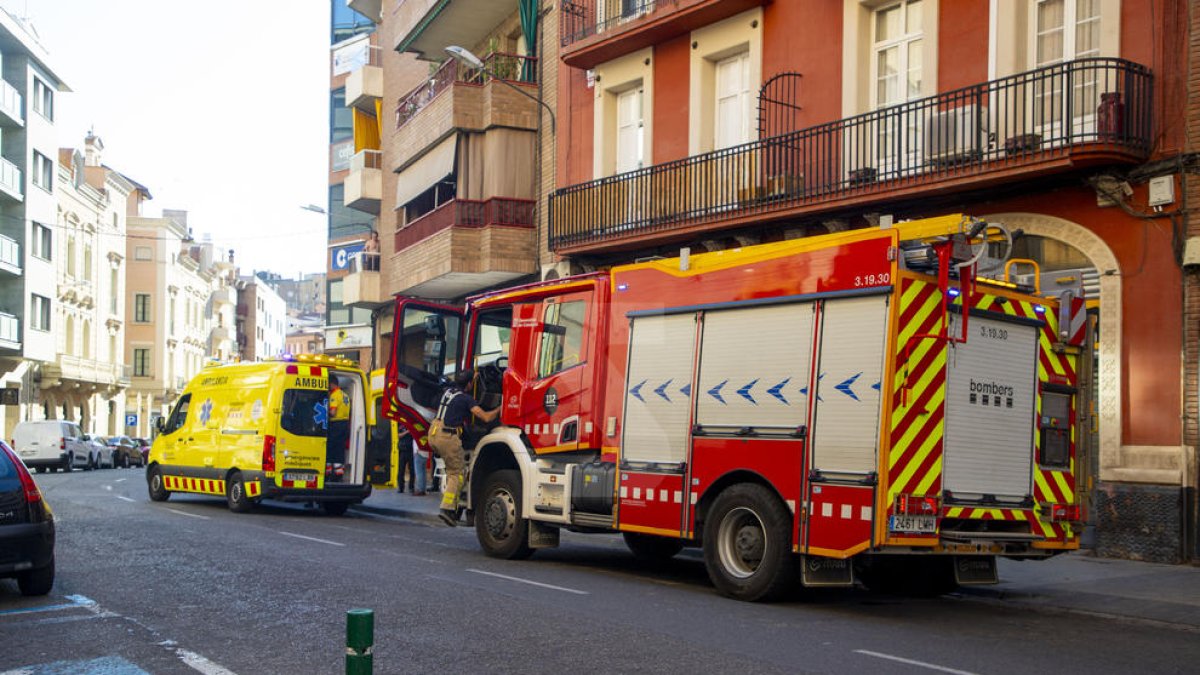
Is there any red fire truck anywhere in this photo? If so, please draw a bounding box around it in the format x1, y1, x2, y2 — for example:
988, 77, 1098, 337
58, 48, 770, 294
384, 214, 1089, 601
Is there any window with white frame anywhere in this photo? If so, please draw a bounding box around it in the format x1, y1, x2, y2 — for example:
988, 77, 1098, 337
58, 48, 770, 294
32, 77, 53, 120
714, 52, 751, 150
31, 223, 52, 260
31, 294, 50, 331
1033, 0, 1102, 137
32, 151, 53, 191
615, 86, 644, 174
871, 0, 924, 173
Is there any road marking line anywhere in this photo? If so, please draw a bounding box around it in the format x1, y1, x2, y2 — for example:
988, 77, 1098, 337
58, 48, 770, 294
278, 531, 345, 547
0, 594, 94, 617
175, 647, 237, 675
116, 495, 136, 503
466, 568, 589, 595
166, 509, 210, 520
115, 478, 127, 483
854, 650, 978, 675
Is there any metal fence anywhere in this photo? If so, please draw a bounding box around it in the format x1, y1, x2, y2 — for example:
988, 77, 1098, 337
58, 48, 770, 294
549, 57, 1152, 250
395, 197, 535, 252
561, 0, 676, 46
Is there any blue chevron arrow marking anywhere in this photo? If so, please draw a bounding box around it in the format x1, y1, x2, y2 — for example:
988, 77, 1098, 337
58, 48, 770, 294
707, 380, 728, 405
680, 383, 692, 398
654, 379, 673, 402
871, 381, 881, 392
835, 372, 863, 401
737, 379, 759, 405
799, 373, 825, 402
766, 378, 791, 405
630, 379, 647, 403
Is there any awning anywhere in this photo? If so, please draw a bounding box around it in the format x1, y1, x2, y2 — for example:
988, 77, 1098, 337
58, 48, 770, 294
395, 134, 458, 208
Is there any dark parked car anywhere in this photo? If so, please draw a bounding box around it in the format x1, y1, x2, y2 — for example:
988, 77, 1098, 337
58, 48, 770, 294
106, 436, 145, 468
133, 438, 152, 463
0, 439, 55, 595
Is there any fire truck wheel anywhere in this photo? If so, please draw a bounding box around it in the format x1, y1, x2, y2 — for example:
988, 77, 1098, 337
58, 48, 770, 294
703, 484, 796, 602
226, 472, 256, 513
476, 470, 534, 560
147, 466, 170, 502
623, 532, 684, 562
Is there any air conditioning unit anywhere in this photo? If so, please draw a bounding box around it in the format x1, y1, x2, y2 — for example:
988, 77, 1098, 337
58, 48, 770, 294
924, 105, 989, 166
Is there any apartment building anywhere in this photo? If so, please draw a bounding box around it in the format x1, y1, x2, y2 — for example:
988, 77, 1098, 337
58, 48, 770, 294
548, 0, 1196, 561
41, 134, 132, 436
325, 3, 380, 367
260, 270, 327, 316
191, 238, 238, 363
0, 9, 69, 439
125, 210, 214, 436
338, 0, 546, 371
236, 275, 286, 361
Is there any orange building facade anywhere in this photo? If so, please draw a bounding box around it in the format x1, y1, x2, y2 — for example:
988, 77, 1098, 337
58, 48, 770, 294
550, 0, 1197, 562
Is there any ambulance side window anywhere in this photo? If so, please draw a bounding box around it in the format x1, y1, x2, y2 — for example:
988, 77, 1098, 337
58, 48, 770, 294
163, 394, 192, 436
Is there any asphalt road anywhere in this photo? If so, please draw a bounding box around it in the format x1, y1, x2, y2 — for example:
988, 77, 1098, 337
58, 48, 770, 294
3, 470, 1199, 675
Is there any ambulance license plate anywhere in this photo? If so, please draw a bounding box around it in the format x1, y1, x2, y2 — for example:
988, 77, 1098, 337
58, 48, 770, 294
889, 515, 937, 533
284, 472, 315, 484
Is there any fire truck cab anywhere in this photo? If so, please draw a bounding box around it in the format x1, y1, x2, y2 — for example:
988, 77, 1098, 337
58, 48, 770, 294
384, 214, 1089, 601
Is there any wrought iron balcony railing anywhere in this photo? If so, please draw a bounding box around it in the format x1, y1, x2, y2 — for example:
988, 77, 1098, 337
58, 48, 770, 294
561, 0, 676, 46
550, 57, 1152, 251
395, 52, 538, 130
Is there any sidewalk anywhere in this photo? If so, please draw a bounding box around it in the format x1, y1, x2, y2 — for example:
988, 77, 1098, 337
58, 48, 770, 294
352, 483, 446, 525
349, 491, 1200, 628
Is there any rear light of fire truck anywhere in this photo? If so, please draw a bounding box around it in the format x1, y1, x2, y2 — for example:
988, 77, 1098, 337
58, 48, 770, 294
895, 494, 940, 515
262, 435, 277, 473
1046, 503, 1082, 523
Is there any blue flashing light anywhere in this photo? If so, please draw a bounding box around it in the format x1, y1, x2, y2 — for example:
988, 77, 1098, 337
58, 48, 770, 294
947, 288, 961, 297
617, 283, 629, 292
1034, 305, 1047, 314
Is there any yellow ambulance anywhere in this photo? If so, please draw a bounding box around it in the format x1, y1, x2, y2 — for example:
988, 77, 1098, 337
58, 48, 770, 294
146, 354, 372, 515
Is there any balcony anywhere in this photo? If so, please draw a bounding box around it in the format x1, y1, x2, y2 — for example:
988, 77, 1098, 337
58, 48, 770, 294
393, 54, 539, 170
550, 58, 1153, 253
345, 45, 383, 111
0, 233, 19, 275
40, 355, 128, 391
0, 157, 21, 201
392, 197, 536, 298
394, 0, 520, 61
342, 252, 386, 308
210, 325, 232, 343
347, 0, 382, 23
211, 285, 236, 307
0, 312, 18, 350
345, 149, 383, 214
560, 0, 765, 69
0, 79, 23, 126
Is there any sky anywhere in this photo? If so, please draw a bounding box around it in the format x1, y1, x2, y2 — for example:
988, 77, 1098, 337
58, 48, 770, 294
3, 0, 331, 277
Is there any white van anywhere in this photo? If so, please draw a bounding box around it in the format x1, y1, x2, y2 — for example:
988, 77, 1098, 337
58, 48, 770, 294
12, 420, 94, 472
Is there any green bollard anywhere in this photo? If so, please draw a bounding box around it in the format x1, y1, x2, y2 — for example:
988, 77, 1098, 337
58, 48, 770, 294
346, 608, 374, 675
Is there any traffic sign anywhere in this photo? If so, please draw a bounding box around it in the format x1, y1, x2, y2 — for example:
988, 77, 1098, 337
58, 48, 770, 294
125, 414, 138, 427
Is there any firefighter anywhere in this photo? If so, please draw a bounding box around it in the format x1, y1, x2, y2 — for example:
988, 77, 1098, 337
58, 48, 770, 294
429, 370, 499, 526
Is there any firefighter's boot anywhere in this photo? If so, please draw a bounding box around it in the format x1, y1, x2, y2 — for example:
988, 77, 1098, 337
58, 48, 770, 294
439, 472, 464, 526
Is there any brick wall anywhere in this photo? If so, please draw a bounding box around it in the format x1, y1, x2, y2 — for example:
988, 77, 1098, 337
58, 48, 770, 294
539, 0, 560, 270
388, 225, 536, 296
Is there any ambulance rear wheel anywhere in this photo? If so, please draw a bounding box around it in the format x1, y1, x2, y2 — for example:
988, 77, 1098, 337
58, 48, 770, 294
703, 483, 796, 602
226, 472, 256, 513
623, 532, 684, 561
476, 469, 533, 560
147, 466, 170, 502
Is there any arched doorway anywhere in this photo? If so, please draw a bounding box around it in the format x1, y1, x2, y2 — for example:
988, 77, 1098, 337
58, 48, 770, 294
983, 212, 1121, 478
